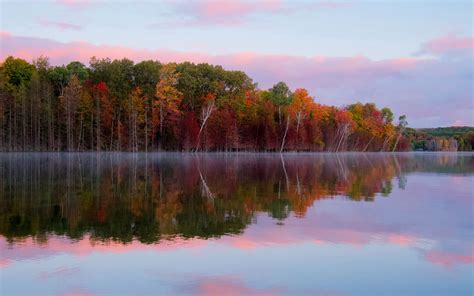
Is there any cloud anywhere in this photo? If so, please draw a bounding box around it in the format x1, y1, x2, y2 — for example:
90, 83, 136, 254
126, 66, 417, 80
181, 0, 282, 26
154, 0, 348, 27
451, 119, 465, 126
38, 19, 82, 31
424, 250, 474, 267
417, 35, 474, 56
0, 31, 12, 37
55, 0, 93, 8
0, 32, 472, 127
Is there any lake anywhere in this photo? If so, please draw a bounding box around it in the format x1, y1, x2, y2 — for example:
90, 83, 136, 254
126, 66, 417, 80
0, 153, 473, 295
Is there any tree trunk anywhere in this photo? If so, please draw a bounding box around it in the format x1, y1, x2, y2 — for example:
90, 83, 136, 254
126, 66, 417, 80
280, 115, 290, 152
159, 105, 164, 150
96, 98, 101, 151
144, 106, 148, 152
195, 105, 214, 152
77, 115, 83, 151
392, 132, 402, 152
363, 136, 375, 152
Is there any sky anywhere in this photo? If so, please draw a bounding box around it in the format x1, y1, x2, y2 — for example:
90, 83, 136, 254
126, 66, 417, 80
0, 0, 473, 127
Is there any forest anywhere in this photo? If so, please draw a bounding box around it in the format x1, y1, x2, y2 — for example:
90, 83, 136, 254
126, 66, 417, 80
408, 127, 474, 151
0, 55, 469, 152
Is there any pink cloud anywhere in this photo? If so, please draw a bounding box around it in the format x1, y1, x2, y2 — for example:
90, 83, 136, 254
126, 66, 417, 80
387, 234, 417, 246
159, 0, 347, 27
38, 19, 82, 31
195, 0, 281, 25
424, 250, 474, 267
418, 34, 474, 56
151, 0, 282, 27
55, 0, 93, 8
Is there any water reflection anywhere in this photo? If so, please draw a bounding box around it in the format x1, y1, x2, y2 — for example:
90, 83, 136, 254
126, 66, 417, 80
0, 153, 473, 295
0, 153, 472, 244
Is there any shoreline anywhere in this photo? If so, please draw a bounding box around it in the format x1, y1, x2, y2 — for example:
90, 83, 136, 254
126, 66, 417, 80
0, 151, 471, 154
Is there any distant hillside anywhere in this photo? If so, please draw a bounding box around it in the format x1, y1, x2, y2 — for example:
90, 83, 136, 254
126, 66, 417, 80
417, 126, 474, 137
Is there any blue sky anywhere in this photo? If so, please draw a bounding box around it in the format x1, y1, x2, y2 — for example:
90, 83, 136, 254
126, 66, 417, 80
2, 0, 472, 58
1, 0, 473, 127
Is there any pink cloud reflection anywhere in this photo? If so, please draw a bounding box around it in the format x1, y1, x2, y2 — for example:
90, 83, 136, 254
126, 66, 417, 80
195, 276, 279, 296
0, 235, 208, 268
0, 257, 12, 268
1, 174, 473, 269
57, 289, 93, 296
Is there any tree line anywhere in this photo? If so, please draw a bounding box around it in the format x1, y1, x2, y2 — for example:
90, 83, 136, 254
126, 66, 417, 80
1, 56, 411, 152
409, 127, 474, 151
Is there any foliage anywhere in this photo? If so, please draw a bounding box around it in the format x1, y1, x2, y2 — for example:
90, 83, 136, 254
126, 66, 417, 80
2, 55, 466, 152
418, 126, 474, 137
406, 127, 474, 151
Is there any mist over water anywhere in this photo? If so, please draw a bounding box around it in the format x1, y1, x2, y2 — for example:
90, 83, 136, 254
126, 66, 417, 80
0, 153, 473, 295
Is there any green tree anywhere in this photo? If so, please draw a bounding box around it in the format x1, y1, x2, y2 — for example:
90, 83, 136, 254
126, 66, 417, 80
66, 61, 89, 82
268, 81, 292, 126
392, 115, 408, 152
1, 56, 35, 150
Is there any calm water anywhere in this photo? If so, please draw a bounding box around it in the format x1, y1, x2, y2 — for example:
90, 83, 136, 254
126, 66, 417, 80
0, 153, 473, 296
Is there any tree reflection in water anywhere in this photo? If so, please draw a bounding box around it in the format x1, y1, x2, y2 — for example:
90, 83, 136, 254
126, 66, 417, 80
0, 153, 472, 244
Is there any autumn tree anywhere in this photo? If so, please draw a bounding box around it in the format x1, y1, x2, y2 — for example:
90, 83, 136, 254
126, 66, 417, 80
333, 110, 355, 152
0, 55, 422, 152
154, 64, 182, 150
93, 82, 113, 151
62, 74, 82, 151
127, 87, 146, 151
289, 88, 313, 148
